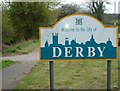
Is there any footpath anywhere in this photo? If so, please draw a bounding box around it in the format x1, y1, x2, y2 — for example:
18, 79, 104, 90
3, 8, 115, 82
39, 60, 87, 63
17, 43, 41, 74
0, 47, 39, 89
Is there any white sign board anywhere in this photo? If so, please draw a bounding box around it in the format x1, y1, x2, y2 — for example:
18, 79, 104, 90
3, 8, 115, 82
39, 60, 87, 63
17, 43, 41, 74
39, 14, 118, 61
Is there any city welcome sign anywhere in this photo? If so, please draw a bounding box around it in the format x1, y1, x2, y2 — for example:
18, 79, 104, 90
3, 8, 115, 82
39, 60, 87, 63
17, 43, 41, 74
39, 14, 118, 61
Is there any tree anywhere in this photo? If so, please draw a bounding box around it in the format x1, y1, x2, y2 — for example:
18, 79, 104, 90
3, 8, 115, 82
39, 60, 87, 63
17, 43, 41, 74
8, 2, 59, 40
87, 0, 110, 21
2, 3, 15, 45
58, 4, 80, 20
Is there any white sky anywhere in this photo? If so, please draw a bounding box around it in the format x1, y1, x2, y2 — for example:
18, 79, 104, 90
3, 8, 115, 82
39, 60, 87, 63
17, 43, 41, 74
60, 0, 120, 14
0, 0, 120, 14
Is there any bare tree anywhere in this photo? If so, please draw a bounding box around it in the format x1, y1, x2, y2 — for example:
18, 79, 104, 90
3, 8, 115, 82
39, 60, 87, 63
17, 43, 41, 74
87, 0, 110, 21
58, 3, 80, 20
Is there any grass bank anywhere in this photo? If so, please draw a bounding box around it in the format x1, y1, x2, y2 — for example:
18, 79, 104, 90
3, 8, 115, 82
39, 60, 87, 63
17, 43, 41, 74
0, 60, 17, 70
16, 61, 119, 89
2, 40, 38, 56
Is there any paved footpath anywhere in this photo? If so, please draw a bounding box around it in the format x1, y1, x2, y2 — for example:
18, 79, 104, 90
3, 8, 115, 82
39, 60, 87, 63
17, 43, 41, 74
0, 47, 39, 89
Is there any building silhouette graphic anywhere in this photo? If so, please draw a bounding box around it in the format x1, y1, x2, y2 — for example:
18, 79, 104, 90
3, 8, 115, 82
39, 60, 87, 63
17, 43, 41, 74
41, 33, 116, 60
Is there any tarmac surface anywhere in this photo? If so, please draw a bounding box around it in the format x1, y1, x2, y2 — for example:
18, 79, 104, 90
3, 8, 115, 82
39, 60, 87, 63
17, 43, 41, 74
0, 47, 39, 89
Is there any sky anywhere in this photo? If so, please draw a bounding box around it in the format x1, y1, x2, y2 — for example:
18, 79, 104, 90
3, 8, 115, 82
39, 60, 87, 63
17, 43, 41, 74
60, 0, 120, 14
0, 0, 120, 14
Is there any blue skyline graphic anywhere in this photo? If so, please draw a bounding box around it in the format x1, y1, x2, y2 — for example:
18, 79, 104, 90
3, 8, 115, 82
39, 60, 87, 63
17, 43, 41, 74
41, 33, 116, 60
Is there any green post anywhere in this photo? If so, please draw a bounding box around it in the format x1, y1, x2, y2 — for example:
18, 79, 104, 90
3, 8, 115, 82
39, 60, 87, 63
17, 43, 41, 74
107, 60, 111, 91
49, 61, 54, 91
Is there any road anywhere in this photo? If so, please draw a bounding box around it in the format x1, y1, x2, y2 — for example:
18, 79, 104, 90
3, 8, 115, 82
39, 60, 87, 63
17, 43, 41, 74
1, 47, 39, 89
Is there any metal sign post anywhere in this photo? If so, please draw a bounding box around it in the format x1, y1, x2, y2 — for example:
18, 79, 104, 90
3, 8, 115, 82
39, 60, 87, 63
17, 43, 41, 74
39, 14, 118, 89
107, 60, 111, 91
49, 61, 54, 91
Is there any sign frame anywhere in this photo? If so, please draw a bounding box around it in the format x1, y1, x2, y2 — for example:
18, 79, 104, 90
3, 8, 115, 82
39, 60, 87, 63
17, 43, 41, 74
39, 14, 118, 62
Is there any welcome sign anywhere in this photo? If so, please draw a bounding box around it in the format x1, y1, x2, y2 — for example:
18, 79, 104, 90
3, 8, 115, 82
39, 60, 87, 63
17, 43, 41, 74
39, 14, 118, 61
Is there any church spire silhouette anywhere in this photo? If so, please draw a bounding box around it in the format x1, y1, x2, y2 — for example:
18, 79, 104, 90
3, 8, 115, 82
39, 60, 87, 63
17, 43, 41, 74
90, 34, 95, 43
45, 40, 49, 47
107, 38, 112, 46
91, 34, 94, 40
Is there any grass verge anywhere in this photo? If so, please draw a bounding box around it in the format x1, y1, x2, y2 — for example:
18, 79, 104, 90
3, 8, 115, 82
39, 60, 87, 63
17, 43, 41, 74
16, 61, 118, 89
0, 60, 17, 70
2, 40, 38, 56
104, 19, 119, 26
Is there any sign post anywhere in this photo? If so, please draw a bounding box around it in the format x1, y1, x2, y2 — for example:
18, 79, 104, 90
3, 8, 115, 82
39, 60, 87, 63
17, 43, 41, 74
39, 14, 118, 89
107, 60, 111, 91
49, 61, 54, 90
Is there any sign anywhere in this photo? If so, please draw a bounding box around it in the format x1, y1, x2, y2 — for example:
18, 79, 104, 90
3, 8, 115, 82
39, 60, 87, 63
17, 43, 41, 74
39, 14, 118, 61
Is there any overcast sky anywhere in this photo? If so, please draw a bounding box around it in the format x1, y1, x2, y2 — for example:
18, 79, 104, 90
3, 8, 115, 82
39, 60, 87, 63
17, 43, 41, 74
60, 0, 120, 14
0, 0, 120, 14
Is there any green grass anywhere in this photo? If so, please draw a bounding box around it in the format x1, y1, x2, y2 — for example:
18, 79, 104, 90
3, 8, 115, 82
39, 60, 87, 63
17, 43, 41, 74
108, 20, 119, 23
104, 19, 120, 26
16, 61, 119, 89
2, 40, 38, 56
0, 60, 17, 70
0, 52, 2, 56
